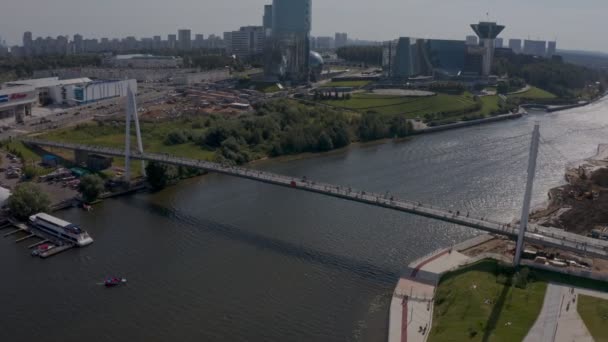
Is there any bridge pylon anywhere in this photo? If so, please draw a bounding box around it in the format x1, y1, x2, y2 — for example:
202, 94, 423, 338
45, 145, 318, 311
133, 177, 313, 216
514, 123, 540, 267
124, 86, 146, 182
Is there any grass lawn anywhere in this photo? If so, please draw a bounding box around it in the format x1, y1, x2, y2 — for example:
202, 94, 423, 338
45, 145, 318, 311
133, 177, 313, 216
429, 259, 547, 342
322, 92, 479, 119
39, 121, 215, 161
255, 83, 282, 93
320, 80, 371, 88
477, 95, 501, 115
508, 86, 556, 100
577, 294, 608, 341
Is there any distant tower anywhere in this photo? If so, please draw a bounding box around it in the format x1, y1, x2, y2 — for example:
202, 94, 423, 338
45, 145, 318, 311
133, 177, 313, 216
470, 21, 505, 76
124, 86, 145, 182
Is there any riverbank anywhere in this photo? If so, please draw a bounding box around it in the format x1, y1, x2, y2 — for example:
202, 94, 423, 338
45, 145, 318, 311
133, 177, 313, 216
389, 233, 608, 342
530, 143, 608, 234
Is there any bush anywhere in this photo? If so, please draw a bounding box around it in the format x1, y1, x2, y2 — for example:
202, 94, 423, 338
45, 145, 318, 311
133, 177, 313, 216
78, 174, 105, 203
8, 183, 51, 220
146, 162, 170, 191
164, 130, 188, 145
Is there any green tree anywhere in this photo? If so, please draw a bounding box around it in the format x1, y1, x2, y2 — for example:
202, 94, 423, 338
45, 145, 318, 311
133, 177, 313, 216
317, 132, 334, 151
390, 116, 412, 138
146, 162, 170, 191
359, 112, 389, 141
496, 82, 509, 95
8, 183, 51, 220
78, 174, 105, 203
164, 130, 188, 145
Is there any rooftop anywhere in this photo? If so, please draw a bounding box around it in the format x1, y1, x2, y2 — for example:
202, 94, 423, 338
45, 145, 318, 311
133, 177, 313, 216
7, 77, 92, 88
114, 54, 178, 60
471, 22, 505, 39
0, 85, 36, 96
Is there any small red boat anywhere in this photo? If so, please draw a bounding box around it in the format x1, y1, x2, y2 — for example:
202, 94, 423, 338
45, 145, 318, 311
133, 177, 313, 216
104, 277, 127, 287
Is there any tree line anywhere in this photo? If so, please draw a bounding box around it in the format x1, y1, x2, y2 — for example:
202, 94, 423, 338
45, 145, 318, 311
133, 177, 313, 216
0, 55, 102, 82
494, 54, 608, 98
159, 99, 413, 167
336, 46, 383, 66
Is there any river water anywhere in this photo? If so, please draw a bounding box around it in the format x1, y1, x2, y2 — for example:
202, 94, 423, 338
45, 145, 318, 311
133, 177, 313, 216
2, 98, 608, 341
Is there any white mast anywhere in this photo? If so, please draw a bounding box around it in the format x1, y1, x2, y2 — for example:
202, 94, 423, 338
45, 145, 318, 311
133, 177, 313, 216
514, 123, 540, 266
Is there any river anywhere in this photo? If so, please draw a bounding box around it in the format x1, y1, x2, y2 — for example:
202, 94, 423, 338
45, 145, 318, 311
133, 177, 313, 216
2, 98, 608, 341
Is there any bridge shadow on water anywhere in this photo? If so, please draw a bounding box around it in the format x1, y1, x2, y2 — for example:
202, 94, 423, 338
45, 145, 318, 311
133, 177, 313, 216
121, 196, 402, 286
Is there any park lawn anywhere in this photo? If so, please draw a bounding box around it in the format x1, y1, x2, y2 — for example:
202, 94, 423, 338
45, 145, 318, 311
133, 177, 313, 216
508, 86, 556, 100
322, 92, 477, 118
320, 80, 371, 88
577, 294, 608, 341
39, 121, 215, 161
477, 95, 501, 115
4, 140, 41, 164
255, 83, 282, 93
428, 259, 547, 342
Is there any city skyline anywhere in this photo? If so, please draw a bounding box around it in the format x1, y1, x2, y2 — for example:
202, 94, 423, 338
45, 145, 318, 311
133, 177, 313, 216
1, 0, 607, 52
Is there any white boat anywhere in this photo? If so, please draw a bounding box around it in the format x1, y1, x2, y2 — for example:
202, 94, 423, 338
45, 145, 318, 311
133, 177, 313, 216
29, 213, 94, 247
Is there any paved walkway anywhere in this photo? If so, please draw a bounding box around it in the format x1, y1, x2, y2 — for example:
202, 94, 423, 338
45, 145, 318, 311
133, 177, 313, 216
525, 284, 608, 342
388, 249, 470, 342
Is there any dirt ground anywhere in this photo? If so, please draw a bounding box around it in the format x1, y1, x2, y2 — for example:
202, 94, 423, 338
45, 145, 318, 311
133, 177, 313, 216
462, 236, 608, 276
530, 166, 608, 234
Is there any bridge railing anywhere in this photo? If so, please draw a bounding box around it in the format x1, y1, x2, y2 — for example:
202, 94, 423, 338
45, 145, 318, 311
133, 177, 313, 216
19, 138, 608, 257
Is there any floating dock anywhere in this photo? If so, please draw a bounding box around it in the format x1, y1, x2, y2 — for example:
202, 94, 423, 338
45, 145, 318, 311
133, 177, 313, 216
28, 239, 49, 249
39, 244, 74, 258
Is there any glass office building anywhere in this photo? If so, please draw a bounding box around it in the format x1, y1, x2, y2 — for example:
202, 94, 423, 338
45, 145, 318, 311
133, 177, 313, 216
424, 39, 466, 76
264, 0, 312, 83
383, 37, 466, 79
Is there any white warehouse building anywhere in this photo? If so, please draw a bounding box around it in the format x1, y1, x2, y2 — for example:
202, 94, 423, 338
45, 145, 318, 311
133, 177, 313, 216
104, 54, 183, 69
5, 77, 137, 107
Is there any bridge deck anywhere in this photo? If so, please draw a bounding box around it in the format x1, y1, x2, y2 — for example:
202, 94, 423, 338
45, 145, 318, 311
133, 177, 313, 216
21, 138, 608, 259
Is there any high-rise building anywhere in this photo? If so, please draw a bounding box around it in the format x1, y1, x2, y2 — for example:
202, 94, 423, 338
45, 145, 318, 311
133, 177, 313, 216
225, 26, 265, 58
494, 38, 504, 48
265, 0, 312, 83
23, 31, 33, 47
263, 5, 273, 31
523, 40, 546, 56
335, 32, 348, 49
73, 34, 84, 54
178, 29, 192, 50
194, 34, 205, 49
508, 39, 522, 54
547, 41, 557, 57
153, 35, 162, 49
470, 21, 505, 76
168, 34, 177, 49
383, 37, 466, 78
315, 36, 333, 50
465, 35, 478, 46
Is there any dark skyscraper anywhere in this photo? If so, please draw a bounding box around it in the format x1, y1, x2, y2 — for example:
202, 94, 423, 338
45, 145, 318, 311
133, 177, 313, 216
265, 0, 312, 83
178, 29, 192, 50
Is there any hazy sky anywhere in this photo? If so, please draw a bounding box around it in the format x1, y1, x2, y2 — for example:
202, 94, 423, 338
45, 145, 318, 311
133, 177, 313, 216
1, 0, 607, 52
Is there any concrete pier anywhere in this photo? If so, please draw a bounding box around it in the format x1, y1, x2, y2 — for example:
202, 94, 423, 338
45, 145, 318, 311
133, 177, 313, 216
15, 234, 35, 243
4, 229, 25, 237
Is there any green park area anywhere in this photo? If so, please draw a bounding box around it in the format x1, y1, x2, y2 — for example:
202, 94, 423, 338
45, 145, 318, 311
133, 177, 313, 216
22, 99, 367, 169
577, 294, 608, 341
428, 259, 547, 342
321, 92, 505, 125
508, 86, 557, 101
39, 121, 215, 161
320, 80, 371, 88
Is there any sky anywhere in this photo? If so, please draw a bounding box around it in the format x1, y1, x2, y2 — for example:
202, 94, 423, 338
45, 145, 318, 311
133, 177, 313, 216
1, 0, 607, 52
